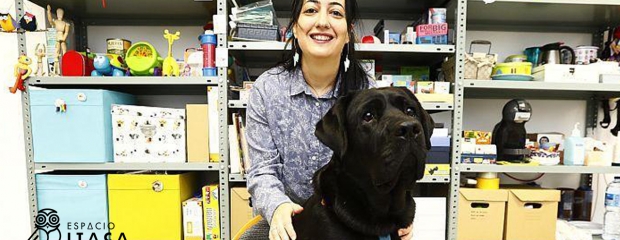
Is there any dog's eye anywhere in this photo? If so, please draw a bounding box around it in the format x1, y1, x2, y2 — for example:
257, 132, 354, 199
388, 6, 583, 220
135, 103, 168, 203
363, 112, 374, 122
406, 107, 416, 117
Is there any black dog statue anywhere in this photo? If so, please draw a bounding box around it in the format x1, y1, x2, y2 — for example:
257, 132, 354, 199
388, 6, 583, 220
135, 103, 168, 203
292, 87, 434, 240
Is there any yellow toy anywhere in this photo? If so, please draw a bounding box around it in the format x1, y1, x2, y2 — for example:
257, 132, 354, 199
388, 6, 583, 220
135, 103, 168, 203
10, 55, 32, 94
163, 29, 181, 77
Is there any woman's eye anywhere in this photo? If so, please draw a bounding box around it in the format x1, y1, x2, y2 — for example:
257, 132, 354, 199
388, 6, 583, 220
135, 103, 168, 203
363, 112, 374, 122
304, 8, 318, 14
406, 107, 416, 117
330, 10, 344, 17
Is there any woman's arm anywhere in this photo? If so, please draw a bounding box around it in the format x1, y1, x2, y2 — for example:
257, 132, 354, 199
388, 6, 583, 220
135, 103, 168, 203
246, 78, 292, 224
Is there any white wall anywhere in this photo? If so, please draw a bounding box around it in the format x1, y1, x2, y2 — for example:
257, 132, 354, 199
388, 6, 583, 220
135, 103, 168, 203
0, 0, 47, 238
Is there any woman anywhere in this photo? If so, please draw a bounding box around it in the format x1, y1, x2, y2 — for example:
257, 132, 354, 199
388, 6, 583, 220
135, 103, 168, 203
246, 0, 413, 239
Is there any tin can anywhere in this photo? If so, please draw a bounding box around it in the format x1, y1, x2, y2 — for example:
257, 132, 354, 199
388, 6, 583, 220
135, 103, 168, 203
106, 38, 132, 57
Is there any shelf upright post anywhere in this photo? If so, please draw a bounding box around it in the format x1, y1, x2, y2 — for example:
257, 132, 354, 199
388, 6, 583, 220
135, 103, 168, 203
449, 0, 468, 239
216, 0, 231, 239
15, 0, 37, 233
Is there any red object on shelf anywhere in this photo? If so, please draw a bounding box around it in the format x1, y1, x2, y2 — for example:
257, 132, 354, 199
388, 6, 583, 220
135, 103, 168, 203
61, 51, 94, 76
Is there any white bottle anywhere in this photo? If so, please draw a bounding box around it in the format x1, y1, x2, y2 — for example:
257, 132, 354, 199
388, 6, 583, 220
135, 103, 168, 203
564, 123, 586, 166
603, 176, 620, 240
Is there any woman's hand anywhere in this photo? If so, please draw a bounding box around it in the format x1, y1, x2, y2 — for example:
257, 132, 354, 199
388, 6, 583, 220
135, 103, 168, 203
398, 224, 413, 240
270, 202, 304, 240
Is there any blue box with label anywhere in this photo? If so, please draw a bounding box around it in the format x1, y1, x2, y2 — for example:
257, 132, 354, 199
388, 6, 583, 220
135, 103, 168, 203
416, 34, 448, 45
36, 174, 109, 239
31, 89, 135, 163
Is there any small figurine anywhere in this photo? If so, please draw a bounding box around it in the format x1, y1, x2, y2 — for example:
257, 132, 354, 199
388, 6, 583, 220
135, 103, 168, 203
162, 29, 181, 77
47, 5, 70, 59
10, 55, 32, 94
91, 54, 127, 76
0, 12, 18, 32
19, 12, 37, 32
34, 44, 46, 76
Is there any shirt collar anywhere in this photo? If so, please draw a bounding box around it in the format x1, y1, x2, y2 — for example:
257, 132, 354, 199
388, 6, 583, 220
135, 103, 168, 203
288, 68, 342, 99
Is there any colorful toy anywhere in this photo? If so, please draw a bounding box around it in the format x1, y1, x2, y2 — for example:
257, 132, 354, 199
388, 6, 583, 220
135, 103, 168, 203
162, 30, 181, 77
199, 31, 217, 76
10, 55, 32, 94
0, 12, 18, 32
47, 5, 70, 59
125, 42, 163, 76
19, 12, 37, 31
91, 54, 127, 76
61, 50, 95, 76
34, 44, 46, 76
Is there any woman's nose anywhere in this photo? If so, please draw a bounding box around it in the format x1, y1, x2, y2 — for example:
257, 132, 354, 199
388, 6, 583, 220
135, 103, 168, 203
316, 10, 330, 29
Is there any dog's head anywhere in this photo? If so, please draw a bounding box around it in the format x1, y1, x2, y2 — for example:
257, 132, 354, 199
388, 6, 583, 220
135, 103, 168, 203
315, 87, 434, 194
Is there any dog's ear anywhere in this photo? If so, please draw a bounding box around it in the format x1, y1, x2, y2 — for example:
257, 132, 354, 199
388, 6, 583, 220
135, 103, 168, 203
398, 88, 435, 150
315, 91, 357, 158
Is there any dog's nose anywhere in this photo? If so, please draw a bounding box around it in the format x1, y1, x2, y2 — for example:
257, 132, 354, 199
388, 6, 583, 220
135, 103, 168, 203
396, 121, 421, 137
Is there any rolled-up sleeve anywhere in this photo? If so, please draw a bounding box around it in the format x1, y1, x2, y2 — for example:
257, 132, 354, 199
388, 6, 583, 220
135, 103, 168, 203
246, 77, 291, 224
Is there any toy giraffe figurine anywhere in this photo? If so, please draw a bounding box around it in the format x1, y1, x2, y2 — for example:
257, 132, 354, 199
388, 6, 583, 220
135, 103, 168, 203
10, 55, 32, 94
162, 29, 181, 77
34, 44, 46, 76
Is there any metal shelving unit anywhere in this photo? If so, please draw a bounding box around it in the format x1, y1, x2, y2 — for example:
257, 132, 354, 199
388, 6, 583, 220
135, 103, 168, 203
229, 174, 450, 183
34, 162, 220, 171
460, 164, 620, 174
22, 0, 620, 239
230, 99, 454, 111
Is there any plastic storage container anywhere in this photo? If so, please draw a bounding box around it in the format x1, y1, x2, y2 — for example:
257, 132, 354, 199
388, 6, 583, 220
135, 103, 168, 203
36, 174, 109, 239
108, 173, 199, 240
31, 89, 135, 163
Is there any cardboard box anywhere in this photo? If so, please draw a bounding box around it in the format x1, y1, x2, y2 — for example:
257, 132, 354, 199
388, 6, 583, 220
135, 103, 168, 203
416, 81, 434, 94
112, 105, 187, 163
434, 82, 450, 94
183, 198, 205, 240
187, 104, 210, 163
400, 66, 430, 81
413, 197, 446, 240
108, 173, 199, 240
208, 87, 220, 162
458, 188, 508, 240
231, 187, 254, 237
504, 189, 561, 240
203, 185, 220, 240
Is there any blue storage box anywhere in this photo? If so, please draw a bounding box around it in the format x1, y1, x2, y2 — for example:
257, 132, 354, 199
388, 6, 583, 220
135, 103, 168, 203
427, 146, 450, 164
31, 89, 135, 162
36, 174, 109, 239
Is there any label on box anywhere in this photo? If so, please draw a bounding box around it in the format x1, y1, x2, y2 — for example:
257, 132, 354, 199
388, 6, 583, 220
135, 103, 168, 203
416, 23, 448, 37
203, 185, 220, 240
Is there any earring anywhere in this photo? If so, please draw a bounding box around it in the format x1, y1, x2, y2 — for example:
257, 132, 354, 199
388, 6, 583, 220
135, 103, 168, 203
343, 44, 350, 72
293, 39, 300, 67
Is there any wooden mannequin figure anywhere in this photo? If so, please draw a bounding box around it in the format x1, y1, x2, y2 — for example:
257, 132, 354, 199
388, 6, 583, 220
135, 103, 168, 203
34, 44, 46, 76
46, 5, 69, 58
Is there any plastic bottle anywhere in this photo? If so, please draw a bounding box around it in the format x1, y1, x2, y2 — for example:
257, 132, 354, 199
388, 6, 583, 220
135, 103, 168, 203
199, 30, 217, 76
564, 123, 586, 166
603, 176, 620, 240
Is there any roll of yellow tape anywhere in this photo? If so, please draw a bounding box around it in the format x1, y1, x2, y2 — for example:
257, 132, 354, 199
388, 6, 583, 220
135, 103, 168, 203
476, 177, 500, 189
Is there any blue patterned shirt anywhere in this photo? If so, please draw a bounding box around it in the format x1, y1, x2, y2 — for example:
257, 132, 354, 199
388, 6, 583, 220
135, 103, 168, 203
246, 67, 373, 223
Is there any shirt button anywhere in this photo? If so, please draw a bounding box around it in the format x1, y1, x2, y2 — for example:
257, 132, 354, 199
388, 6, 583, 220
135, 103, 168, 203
315, 102, 320, 107
311, 156, 317, 160
309, 179, 313, 184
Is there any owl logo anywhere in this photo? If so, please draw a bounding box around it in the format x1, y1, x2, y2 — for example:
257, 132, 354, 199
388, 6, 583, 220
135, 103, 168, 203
28, 208, 61, 240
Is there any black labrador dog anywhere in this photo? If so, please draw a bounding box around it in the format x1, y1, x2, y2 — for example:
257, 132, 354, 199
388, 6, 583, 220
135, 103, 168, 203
292, 87, 434, 240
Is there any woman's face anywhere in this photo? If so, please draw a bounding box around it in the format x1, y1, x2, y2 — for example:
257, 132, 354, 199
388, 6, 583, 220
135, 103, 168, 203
293, 0, 350, 61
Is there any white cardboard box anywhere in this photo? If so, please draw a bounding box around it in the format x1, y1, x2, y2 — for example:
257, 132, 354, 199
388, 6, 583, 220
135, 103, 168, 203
533, 62, 618, 83
111, 105, 186, 163
412, 197, 446, 240
182, 198, 205, 240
